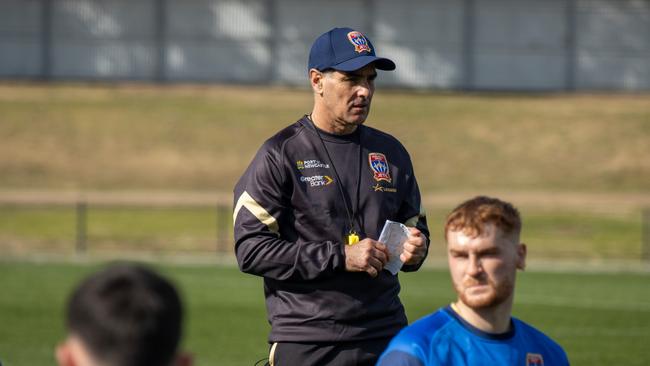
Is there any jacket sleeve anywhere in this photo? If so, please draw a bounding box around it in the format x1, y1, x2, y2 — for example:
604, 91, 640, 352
398, 159, 430, 272
233, 142, 346, 281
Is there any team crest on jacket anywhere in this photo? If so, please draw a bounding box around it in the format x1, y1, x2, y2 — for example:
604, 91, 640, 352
368, 153, 391, 183
526, 353, 544, 366
347, 31, 371, 53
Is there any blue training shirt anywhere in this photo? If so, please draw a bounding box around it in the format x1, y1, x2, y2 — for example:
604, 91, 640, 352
377, 305, 569, 366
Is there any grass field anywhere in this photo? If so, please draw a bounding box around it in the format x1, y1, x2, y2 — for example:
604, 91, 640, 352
0, 84, 649, 365
0, 83, 648, 192
0, 205, 645, 260
0, 260, 648, 366
1, 82, 648, 259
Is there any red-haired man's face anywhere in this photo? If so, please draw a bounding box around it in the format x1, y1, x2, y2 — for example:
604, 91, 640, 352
447, 223, 526, 309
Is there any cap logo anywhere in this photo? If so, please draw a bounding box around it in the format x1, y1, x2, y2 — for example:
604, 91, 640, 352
347, 31, 371, 53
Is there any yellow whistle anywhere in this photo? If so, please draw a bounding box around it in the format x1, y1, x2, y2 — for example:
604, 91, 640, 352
347, 233, 360, 245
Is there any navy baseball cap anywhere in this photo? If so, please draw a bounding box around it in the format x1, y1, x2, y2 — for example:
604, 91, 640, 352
308, 27, 396, 72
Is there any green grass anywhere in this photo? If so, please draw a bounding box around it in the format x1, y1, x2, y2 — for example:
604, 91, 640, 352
0, 206, 76, 245
0, 205, 232, 254
0, 205, 644, 260
514, 272, 650, 365
521, 210, 643, 259
0, 261, 648, 366
425, 207, 645, 260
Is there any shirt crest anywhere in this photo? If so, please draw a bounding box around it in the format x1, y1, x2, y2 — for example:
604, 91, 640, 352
368, 152, 391, 183
526, 353, 544, 366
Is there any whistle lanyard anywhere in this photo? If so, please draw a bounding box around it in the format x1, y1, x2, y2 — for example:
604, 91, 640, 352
309, 117, 363, 245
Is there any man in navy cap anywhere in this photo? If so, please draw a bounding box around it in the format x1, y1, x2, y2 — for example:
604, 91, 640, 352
234, 27, 429, 365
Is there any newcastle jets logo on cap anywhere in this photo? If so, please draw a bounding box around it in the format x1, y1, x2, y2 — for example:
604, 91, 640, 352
369, 153, 391, 183
347, 31, 371, 53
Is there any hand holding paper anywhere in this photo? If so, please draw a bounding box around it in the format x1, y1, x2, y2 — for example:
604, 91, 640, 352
343, 238, 389, 278
378, 220, 411, 275
400, 226, 427, 265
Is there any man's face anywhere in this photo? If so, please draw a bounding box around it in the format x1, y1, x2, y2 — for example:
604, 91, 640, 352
447, 224, 526, 309
319, 64, 377, 128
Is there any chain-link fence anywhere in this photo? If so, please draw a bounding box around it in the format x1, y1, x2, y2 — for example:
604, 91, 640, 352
1, 0, 649, 90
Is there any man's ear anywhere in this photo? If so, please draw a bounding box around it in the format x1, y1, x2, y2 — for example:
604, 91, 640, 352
309, 68, 324, 94
174, 352, 194, 366
55, 342, 75, 366
516, 243, 527, 270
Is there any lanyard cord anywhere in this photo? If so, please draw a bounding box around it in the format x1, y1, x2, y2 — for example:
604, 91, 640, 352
309, 117, 363, 236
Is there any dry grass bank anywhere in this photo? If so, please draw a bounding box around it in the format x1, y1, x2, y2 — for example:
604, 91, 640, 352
1, 82, 648, 193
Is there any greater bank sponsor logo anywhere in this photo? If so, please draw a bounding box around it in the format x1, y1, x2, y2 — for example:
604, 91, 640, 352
296, 159, 330, 170
300, 175, 333, 187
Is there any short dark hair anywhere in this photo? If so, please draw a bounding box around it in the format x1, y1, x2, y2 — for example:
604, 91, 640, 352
444, 196, 521, 240
65, 263, 183, 366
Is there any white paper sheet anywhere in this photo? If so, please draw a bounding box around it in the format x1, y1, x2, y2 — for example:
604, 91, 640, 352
378, 220, 410, 275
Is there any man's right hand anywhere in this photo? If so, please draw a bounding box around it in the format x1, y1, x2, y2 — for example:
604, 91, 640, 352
344, 239, 389, 277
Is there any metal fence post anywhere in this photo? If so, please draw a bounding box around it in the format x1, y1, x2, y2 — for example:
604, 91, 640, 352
364, 0, 375, 36
76, 201, 87, 254
41, 0, 53, 80
461, 0, 476, 91
216, 205, 229, 254
154, 0, 167, 82
564, 0, 577, 91
266, 0, 278, 84
216, 204, 220, 253
641, 208, 650, 262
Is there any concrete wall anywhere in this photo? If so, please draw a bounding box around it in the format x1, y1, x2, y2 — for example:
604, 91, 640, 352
0, 0, 648, 90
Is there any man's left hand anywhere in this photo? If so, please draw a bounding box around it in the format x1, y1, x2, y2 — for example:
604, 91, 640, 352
400, 227, 427, 265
